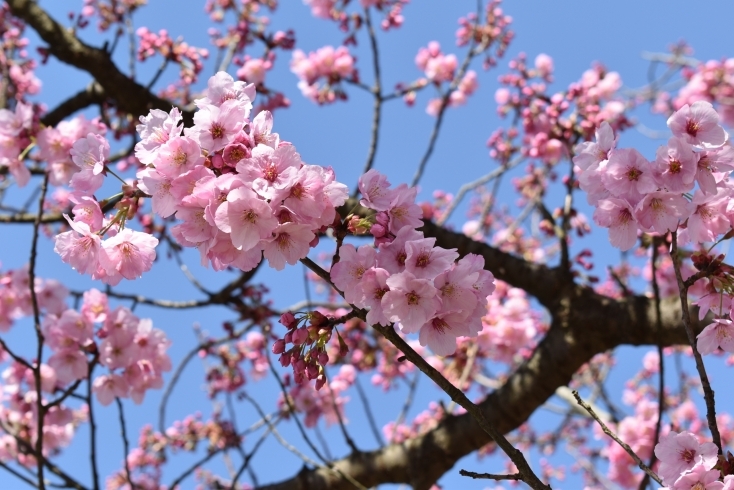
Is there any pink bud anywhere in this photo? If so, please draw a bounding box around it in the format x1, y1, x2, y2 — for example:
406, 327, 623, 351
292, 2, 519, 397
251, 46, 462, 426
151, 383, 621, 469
370, 223, 386, 238
279, 312, 296, 328
272, 339, 286, 354
318, 351, 329, 366
279, 353, 291, 367
314, 374, 326, 390
306, 363, 319, 380
292, 328, 309, 346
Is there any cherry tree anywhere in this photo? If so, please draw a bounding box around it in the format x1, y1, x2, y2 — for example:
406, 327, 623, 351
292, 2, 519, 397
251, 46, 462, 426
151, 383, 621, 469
1, 0, 734, 489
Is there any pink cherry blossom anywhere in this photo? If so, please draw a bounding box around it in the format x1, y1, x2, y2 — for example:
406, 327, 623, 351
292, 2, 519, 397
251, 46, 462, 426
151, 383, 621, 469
53, 216, 102, 275
404, 239, 458, 280
697, 318, 734, 355
263, 223, 315, 271
681, 190, 730, 243
154, 135, 204, 178
359, 267, 392, 326
654, 431, 718, 485
358, 169, 396, 211
215, 186, 277, 251
634, 191, 690, 234
135, 107, 183, 165
69, 133, 109, 192
602, 148, 656, 203
388, 184, 423, 233
330, 244, 377, 304
573, 121, 616, 171
593, 198, 639, 251
667, 101, 729, 149
48, 349, 88, 385
92, 374, 130, 406
653, 137, 697, 192
99, 229, 159, 280
188, 99, 247, 152
670, 463, 723, 490
696, 147, 734, 195
418, 311, 470, 356
383, 271, 439, 333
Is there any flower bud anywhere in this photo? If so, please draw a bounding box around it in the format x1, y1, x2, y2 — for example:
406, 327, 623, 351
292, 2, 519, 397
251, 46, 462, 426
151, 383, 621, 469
272, 339, 286, 354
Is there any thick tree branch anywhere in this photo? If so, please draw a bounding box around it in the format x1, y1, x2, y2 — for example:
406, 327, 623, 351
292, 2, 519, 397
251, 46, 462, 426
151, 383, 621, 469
41, 82, 106, 127
7, 0, 192, 124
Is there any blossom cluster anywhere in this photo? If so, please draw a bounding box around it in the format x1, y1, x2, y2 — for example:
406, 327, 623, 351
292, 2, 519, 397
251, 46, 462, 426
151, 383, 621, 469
303, 0, 407, 30
0, 272, 170, 467
136, 27, 209, 85
44, 288, 171, 405
107, 417, 240, 489
576, 101, 733, 251
0, 359, 87, 465
0, 264, 67, 331
202, 331, 269, 397
412, 41, 479, 115
273, 309, 344, 388
329, 169, 496, 356
290, 46, 357, 104
665, 55, 734, 128
135, 71, 348, 274
495, 55, 629, 167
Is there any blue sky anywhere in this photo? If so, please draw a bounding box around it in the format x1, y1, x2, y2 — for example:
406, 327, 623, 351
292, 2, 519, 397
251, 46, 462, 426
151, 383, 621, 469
3, 0, 734, 489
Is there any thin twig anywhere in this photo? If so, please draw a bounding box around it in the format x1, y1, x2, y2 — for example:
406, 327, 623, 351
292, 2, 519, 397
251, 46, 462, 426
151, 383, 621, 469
324, 371, 359, 452
229, 426, 271, 490
87, 367, 100, 490
572, 390, 662, 485
354, 377, 384, 446
670, 231, 722, 452
158, 323, 253, 432
391, 372, 419, 443
353, 7, 382, 194
410, 1, 486, 188
0, 460, 39, 487
115, 398, 135, 490
639, 243, 666, 490
29, 174, 48, 490
244, 394, 367, 490
459, 470, 522, 481
437, 156, 523, 226
264, 352, 331, 464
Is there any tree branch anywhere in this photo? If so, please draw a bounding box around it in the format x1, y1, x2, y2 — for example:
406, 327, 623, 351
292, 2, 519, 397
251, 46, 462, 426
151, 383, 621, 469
7, 0, 192, 125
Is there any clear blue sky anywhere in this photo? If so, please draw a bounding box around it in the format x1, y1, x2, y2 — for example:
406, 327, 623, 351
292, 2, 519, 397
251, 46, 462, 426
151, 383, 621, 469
3, 1, 734, 489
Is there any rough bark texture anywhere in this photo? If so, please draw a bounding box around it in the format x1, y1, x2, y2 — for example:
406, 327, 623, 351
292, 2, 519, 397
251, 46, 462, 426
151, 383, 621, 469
4, 3, 699, 489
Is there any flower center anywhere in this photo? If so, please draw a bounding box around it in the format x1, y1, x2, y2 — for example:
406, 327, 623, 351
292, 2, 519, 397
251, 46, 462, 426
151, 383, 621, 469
686, 119, 700, 137
415, 252, 431, 268
680, 448, 696, 463
626, 167, 641, 181
264, 164, 278, 183
406, 291, 420, 305
432, 318, 449, 334
210, 123, 225, 140
669, 159, 682, 174
242, 209, 258, 223
173, 149, 188, 166
276, 232, 291, 250
397, 251, 407, 266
